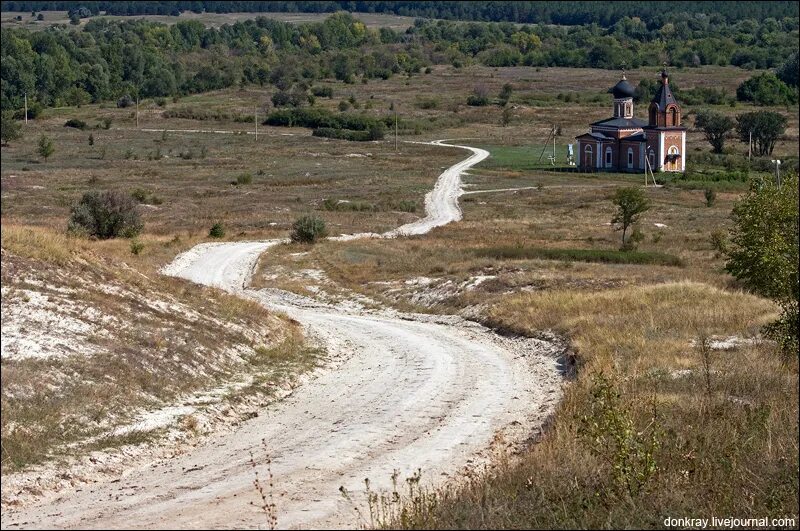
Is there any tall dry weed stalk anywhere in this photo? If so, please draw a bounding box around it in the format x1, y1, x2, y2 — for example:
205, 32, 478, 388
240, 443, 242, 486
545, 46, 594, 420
249, 438, 277, 530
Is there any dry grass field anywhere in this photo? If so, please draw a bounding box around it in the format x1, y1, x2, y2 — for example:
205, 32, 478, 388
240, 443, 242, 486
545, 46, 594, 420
2, 62, 797, 525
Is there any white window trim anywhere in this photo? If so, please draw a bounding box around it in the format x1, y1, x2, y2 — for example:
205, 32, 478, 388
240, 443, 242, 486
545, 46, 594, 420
605, 147, 613, 168
627, 147, 634, 168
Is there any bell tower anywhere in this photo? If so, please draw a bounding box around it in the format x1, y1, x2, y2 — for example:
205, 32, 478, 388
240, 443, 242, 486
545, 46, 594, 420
644, 64, 686, 172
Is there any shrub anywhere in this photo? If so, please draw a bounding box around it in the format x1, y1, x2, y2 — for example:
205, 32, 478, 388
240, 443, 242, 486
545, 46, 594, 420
312, 128, 371, 141
311, 86, 334, 98
236, 173, 253, 185
466, 94, 490, 106
290, 215, 327, 243
710, 229, 728, 257
37, 134, 54, 160
131, 188, 149, 202
64, 118, 87, 130
130, 239, 144, 255
101, 117, 112, 129
704, 188, 716, 207
736, 72, 797, 106
415, 97, 439, 109
117, 94, 134, 108
209, 222, 225, 238
1, 111, 21, 145
68, 190, 143, 239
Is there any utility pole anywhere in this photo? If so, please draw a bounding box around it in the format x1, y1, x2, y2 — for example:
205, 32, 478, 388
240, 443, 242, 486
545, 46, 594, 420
136, 97, 139, 128
552, 124, 556, 164
254, 107, 257, 141
24, 92, 28, 124
394, 107, 398, 153
771, 159, 782, 187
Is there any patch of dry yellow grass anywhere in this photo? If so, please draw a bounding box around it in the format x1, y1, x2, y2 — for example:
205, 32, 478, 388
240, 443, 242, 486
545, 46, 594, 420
382, 282, 797, 529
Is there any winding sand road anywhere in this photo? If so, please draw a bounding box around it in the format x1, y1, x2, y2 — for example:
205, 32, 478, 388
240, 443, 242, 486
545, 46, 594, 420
1, 141, 561, 530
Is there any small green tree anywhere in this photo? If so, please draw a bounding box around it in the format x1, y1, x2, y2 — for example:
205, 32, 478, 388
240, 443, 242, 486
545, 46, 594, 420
290, 215, 327, 243
611, 187, 651, 250
37, 134, 54, 160
1, 111, 21, 145
695, 109, 735, 154
736, 111, 787, 156
725, 174, 798, 356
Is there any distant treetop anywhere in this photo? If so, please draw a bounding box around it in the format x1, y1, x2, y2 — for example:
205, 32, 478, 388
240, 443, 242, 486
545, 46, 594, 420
1, 1, 798, 26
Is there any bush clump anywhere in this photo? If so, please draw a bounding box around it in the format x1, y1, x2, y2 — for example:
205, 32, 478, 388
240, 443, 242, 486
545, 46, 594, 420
64, 118, 87, 129
68, 190, 143, 239
290, 215, 327, 243
235, 172, 253, 185
116, 94, 134, 108
209, 222, 225, 238
313, 127, 372, 141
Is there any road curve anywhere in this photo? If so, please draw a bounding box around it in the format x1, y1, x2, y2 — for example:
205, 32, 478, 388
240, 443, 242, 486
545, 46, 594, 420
2, 141, 560, 530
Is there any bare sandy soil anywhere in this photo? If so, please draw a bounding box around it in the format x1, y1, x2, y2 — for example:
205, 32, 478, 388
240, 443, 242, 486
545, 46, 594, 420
1, 142, 563, 530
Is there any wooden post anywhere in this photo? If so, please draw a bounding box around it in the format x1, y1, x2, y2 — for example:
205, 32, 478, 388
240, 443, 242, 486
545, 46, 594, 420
394, 109, 398, 152
136, 97, 139, 128
254, 107, 257, 141
748, 130, 752, 161
24, 92, 28, 124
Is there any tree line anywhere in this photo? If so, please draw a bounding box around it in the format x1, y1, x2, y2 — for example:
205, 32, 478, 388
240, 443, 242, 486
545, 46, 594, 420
3, 1, 798, 26
1, 12, 797, 113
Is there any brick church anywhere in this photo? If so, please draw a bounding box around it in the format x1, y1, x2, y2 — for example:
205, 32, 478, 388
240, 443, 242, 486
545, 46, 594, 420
576, 67, 686, 173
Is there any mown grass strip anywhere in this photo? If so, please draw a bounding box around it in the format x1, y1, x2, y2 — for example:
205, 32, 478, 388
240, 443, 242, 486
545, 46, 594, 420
475, 246, 684, 267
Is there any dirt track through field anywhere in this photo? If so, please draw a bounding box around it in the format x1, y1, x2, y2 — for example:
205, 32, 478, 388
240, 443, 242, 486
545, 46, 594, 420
1, 141, 562, 530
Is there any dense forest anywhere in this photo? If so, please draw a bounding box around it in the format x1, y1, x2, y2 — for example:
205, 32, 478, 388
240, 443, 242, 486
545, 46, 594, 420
1, 10, 798, 113
2, 1, 798, 26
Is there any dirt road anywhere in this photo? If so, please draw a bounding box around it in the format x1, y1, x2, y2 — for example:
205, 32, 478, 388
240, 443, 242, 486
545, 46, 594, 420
2, 141, 561, 529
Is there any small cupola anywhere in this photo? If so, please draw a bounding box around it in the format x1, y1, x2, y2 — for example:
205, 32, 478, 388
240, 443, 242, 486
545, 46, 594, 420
609, 71, 635, 118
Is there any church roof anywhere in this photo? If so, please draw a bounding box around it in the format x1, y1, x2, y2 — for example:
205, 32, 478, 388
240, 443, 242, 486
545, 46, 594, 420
609, 77, 636, 99
576, 131, 614, 141
651, 68, 678, 109
591, 117, 647, 129
622, 132, 647, 142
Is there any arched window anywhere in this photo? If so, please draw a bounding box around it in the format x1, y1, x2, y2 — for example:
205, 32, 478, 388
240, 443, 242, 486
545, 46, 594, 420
584, 144, 593, 168
649, 104, 658, 126
669, 106, 679, 126
627, 147, 634, 168
605, 146, 613, 168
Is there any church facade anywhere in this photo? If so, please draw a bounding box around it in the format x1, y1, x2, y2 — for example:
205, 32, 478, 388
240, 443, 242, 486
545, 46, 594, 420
576, 68, 686, 173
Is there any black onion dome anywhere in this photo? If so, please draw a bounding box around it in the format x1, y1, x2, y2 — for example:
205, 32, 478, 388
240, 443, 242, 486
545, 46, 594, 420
609, 78, 636, 98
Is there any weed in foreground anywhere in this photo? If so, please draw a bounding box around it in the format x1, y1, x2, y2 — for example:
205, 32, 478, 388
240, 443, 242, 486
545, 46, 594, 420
249, 438, 278, 530
340, 469, 440, 529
